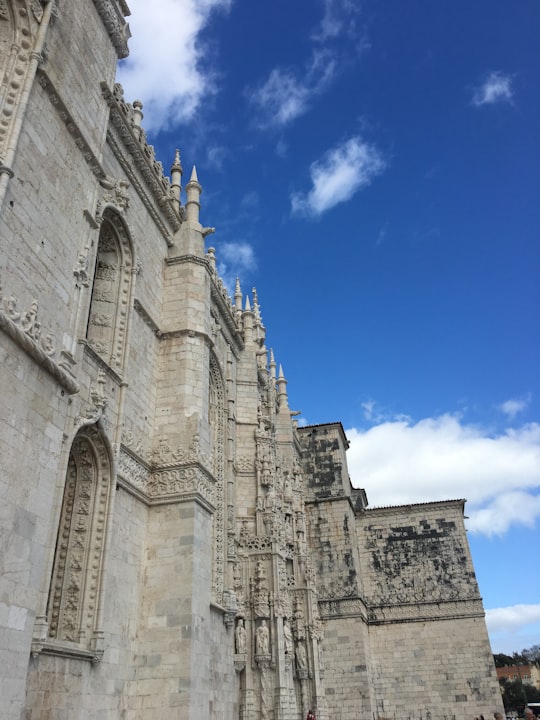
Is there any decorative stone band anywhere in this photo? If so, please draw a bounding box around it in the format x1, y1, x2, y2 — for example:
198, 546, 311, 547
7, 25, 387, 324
102, 82, 182, 238
0, 306, 79, 395
37, 70, 106, 181
366, 597, 485, 625
318, 597, 368, 621
91, 0, 130, 59
117, 447, 216, 509
31, 638, 103, 665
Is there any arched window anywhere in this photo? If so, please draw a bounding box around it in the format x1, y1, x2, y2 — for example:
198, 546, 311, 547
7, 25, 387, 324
47, 426, 112, 647
87, 210, 133, 370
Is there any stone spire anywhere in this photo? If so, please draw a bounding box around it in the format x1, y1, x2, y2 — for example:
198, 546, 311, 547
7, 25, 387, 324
234, 278, 242, 313
243, 295, 254, 344
252, 287, 264, 328
276, 364, 289, 411
185, 166, 202, 225
269, 349, 276, 380
170, 149, 183, 210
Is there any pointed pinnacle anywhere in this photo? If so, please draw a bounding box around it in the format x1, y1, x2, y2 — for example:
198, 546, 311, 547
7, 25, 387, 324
171, 149, 182, 171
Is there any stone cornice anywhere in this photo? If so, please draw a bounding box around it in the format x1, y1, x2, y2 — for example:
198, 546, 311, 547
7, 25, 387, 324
31, 638, 103, 664
37, 69, 105, 180
366, 597, 485, 625
210, 276, 244, 353
318, 596, 368, 621
92, 0, 131, 59
0, 305, 80, 395
133, 298, 215, 347
117, 446, 217, 510
102, 82, 182, 245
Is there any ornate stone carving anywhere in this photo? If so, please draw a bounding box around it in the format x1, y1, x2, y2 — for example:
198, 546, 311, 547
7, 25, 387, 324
0, 279, 77, 393
47, 425, 111, 656
98, 176, 130, 214
87, 210, 133, 370
74, 371, 107, 429
117, 449, 151, 495
101, 82, 182, 245
91, 0, 130, 59
73, 246, 91, 287
236, 456, 253, 473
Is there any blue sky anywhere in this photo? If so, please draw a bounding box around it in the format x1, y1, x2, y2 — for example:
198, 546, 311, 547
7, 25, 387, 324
117, 0, 540, 654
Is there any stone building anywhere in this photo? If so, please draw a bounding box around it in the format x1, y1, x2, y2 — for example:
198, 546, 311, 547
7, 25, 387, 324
0, 1, 503, 719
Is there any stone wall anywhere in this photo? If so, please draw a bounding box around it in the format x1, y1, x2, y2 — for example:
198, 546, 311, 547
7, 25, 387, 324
357, 503, 503, 720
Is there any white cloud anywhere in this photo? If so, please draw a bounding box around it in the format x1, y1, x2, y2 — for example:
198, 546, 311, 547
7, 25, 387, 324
313, 0, 361, 42
499, 394, 531, 420
472, 71, 514, 107
486, 604, 540, 634
291, 136, 386, 217
116, 0, 231, 133
345, 415, 540, 536
206, 145, 229, 172
216, 241, 257, 294
248, 50, 336, 129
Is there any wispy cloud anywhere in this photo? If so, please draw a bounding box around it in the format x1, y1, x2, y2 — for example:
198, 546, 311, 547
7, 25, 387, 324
248, 0, 365, 129
206, 145, 229, 172
472, 71, 514, 107
313, 0, 362, 42
216, 241, 257, 294
247, 50, 336, 129
116, 0, 231, 133
498, 394, 531, 420
346, 414, 540, 536
291, 136, 386, 217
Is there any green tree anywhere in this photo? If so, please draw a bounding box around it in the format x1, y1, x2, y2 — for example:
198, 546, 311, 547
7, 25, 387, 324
495, 653, 517, 667
499, 678, 540, 713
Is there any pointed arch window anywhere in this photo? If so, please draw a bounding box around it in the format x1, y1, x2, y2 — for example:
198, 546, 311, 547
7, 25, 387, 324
47, 426, 112, 649
86, 209, 133, 370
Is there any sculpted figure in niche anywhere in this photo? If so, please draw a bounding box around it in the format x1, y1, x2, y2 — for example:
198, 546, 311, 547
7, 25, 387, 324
296, 640, 307, 669
283, 619, 293, 655
265, 484, 275, 511
256, 619, 269, 655
235, 618, 247, 654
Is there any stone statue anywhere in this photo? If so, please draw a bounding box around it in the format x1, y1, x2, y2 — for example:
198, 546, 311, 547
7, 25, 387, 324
283, 619, 293, 655
256, 619, 269, 655
235, 618, 247, 654
296, 640, 307, 669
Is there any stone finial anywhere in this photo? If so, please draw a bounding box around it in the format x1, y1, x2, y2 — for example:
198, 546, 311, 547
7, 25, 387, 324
132, 100, 143, 140
269, 348, 276, 379
207, 247, 216, 272
170, 149, 183, 207
234, 278, 242, 312
252, 287, 263, 325
185, 165, 202, 224
277, 364, 289, 410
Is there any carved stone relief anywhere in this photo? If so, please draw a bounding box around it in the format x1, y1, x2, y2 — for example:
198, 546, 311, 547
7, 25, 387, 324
209, 355, 226, 602
47, 426, 111, 649
86, 210, 133, 370
0, 276, 78, 394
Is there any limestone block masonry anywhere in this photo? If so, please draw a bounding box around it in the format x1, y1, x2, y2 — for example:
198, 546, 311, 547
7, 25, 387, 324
0, 1, 503, 719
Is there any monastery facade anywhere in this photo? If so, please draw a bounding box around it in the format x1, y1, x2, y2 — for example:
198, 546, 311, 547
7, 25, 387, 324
0, 2, 503, 718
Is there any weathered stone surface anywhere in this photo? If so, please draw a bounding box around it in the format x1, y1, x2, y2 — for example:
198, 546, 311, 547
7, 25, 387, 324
0, 3, 502, 720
